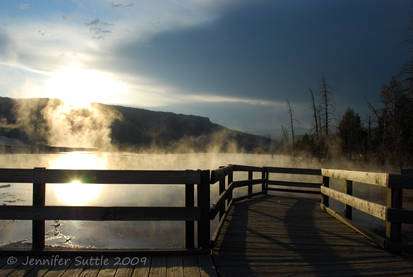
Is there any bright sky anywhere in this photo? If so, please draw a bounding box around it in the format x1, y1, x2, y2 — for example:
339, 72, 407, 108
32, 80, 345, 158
0, 0, 412, 137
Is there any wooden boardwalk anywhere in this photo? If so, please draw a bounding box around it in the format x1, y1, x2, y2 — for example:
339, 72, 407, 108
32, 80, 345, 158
0, 254, 217, 276
212, 194, 413, 276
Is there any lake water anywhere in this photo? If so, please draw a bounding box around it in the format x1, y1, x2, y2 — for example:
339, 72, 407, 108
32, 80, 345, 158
0, 152, 410, 249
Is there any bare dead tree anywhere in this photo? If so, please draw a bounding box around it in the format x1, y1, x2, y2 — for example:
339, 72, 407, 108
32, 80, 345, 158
286, 100, 295, 148
321, 75, 329, 136
309, 88, 319, 139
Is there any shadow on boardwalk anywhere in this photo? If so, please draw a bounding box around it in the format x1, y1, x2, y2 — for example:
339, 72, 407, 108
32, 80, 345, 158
213, 194, 413, 276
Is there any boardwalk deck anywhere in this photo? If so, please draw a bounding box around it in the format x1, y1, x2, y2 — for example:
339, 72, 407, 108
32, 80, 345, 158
212, 194, 413, 277
0, 254, 217, 276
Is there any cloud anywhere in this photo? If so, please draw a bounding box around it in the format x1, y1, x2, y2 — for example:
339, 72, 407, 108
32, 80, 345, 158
19, 3, 29, 10
111, 2, 134, 8
85, 18, 114, 39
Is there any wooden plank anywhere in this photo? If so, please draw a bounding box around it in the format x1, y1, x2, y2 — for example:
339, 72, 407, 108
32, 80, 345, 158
183, 255, 200, 277
0, 169, 201, 184
210, 183, 235, 220
265, 167, 321, 175
345, 180, 353, 220
248, 171, 253, 196
231, 165, 263, 172
320, 203, 386, 249
210, 166, 233, 184
232, 179, 265, 188
267, 187, 320, 194
322, 176, 330, 207
197, 170, 210, 249
33, 167, 46, 250
219, 178, 225, 220
96, 257, 118, 277
131, 256, 151, 277
0, 168, 35, 183
267, 180, 321, 189
0, 206, 200, 221
321, 186, 387, 220
232, 192, 264, 201
149, 256, 166, 277
185, 184, 195, 249
166, 255, 183, 277
322, 168, 389, 187
387, 208, 413, 224
198, 255, 217, 277
386, 186, 403, 249
211, 199, 233, 246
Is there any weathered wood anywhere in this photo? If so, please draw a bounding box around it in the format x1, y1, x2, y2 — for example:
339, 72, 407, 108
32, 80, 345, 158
322, 168, 389, 187
33, 168, 45, 250
266, 187, 320, 194
232, 192, 264, 201
322, 176, 329, 207
261, 170, 266, 194
345, 180, 353, 220
387, 208, 413, 223
214, 195, 413, 276
386, 186, 403, 249
231, 165, 263, 172
197, 170, 210, 249
248, 171, 253, 197
265, 167, 321, 175
232, 179, 265, 188
210, 166, 233, 184
0, 206, 200, 221
267, 180, 321, 189
227, 172, 233, 203
321, 186, 387, 220
0, 169, 201, 184
210, 182, 235, 220
185, 184, 195, 249
320, 203, 386, 249
219, 177, 225, 220
211, 200, 233, 246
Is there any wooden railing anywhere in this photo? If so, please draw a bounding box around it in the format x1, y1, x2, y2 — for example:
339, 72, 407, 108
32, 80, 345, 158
209, 164, 321, 246
1, 165, 411, 253
0, 168, 211, 251
320, 169, 413, 251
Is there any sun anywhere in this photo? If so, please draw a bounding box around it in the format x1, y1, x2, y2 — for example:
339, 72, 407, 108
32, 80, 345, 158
43, 67, 124, 108
49, 152, 105, 206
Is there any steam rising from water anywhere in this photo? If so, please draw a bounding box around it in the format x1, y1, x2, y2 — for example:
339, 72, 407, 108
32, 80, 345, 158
14, 99, 120, 149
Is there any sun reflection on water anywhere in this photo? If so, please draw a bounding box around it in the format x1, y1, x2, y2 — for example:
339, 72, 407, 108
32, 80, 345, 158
48, 152, 106, 206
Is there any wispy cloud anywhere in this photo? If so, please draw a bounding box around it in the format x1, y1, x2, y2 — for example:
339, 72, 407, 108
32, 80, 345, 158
111, 2, 134, 9
19, 3, 29, 10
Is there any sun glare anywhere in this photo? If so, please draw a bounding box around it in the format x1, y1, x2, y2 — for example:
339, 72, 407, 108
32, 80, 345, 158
44, 68, 124, 108
49, 152, 105, 206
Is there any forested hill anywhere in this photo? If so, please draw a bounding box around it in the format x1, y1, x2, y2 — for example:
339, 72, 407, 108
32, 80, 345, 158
0, 97, 273, 152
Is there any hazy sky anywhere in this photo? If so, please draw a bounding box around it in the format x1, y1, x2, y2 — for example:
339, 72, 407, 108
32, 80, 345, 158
0, 0, 412, 137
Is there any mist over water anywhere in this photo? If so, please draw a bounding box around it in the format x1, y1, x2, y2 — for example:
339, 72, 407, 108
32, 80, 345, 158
0, 152, 305, 249
0, 152, 410, 249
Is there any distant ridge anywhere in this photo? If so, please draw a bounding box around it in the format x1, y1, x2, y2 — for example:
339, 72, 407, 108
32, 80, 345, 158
0, 97, 274, 153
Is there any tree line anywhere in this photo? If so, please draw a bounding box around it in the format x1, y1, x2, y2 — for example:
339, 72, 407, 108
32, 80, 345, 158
284, 70, 412, 170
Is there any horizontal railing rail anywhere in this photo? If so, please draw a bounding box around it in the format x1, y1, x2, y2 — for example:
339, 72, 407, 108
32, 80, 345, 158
0, 168, 210, 251
1, 165, 410, 253
320, 168, 413, 251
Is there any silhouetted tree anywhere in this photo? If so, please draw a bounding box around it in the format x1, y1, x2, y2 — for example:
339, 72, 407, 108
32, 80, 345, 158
338, 108, 364, 159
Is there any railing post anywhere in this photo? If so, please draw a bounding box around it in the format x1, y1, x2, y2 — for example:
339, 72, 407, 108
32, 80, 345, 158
321, 176, 329, 208
185, 183, 194, 249
345, 180, 353, 220
385, 185, 403, 251
197, 170, 210, 248
219, 176, 225, 220
248, 170, 252, 197
228, 171, 233, 203
261, 169, 266, 194
33, 167, 46, 250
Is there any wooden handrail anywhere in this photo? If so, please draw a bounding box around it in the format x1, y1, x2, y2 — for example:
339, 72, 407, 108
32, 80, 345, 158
320, 168, 413, 252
